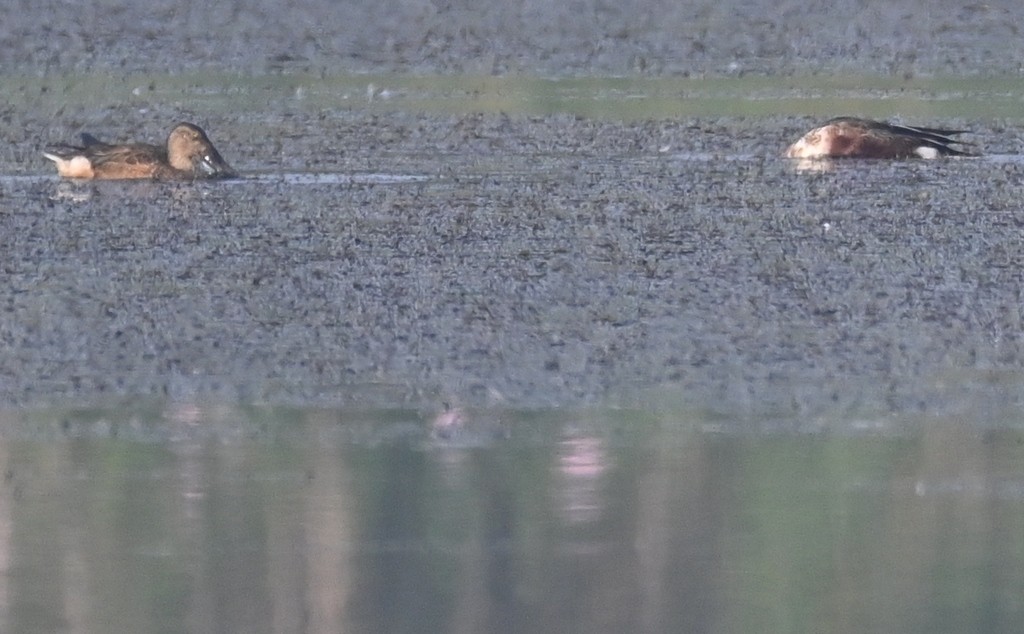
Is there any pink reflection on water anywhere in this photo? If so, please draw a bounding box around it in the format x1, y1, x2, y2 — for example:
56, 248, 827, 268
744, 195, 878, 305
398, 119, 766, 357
555, 434, 609, 525
166, 402, 204, 426
430, 404, 468, 440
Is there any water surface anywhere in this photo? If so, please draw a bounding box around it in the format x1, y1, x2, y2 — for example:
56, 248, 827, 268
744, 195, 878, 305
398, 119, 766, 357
6, 24, 1024, 634
2, 406, 1023, 633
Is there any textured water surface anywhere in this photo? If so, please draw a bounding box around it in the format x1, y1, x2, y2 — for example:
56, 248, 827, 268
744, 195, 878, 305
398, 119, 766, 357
3, 2, 1024, 632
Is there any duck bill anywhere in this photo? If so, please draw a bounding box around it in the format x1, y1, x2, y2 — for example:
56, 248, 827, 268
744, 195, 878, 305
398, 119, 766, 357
196, 150, 237, 178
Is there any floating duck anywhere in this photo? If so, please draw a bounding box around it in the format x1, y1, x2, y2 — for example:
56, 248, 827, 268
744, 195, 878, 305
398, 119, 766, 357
43, 122, 236, 180
786, 117, 975, 159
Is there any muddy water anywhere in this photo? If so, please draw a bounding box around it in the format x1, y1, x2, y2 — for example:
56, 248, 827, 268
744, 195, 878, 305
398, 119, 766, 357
4, 1, 1024, 631
5, 99, 1024, 417
6, 96, 1024, 631
2, 0, 1023, 77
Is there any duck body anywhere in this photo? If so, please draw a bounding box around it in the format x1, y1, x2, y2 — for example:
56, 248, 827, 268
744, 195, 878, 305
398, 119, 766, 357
785, 117, 975, 159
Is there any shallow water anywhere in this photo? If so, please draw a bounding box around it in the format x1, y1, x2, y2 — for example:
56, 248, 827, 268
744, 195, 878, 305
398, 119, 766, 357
2, 406, 1023, 634
7, 130, 1024, 630
8, 127, 1024, 417
6, 0, 1024, 628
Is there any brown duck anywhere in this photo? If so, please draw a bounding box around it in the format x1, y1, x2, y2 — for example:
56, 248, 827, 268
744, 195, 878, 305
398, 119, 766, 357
786, 117, 975, 159
43, 122, 236, 180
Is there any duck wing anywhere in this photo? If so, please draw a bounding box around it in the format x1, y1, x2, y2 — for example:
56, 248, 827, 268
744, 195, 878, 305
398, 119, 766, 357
83, 142, 168, 167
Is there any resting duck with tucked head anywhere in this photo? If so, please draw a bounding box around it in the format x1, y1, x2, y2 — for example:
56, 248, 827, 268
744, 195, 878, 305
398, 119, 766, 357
43, 122, 236, 180
785, 117, 976, 159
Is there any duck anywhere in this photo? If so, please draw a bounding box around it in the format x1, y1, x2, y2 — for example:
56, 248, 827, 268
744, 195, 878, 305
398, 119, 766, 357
785, 117, 975, 159
43, 122, 236, 180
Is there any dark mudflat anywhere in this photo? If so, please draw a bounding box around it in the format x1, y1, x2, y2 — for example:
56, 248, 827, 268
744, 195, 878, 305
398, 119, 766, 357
3, 0, 1023, 424
4, 111, 1023, 425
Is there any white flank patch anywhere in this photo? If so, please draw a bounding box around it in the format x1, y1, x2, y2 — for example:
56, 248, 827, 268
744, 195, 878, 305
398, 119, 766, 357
914, 146, 940, 159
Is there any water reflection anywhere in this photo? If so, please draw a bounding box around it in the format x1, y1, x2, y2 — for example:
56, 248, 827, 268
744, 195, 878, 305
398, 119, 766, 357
0, 407, 1022, 633
50, 180, 95, 202
555, 433, 608, 525
787, 156, 838, 173
242, 172, 432, 185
